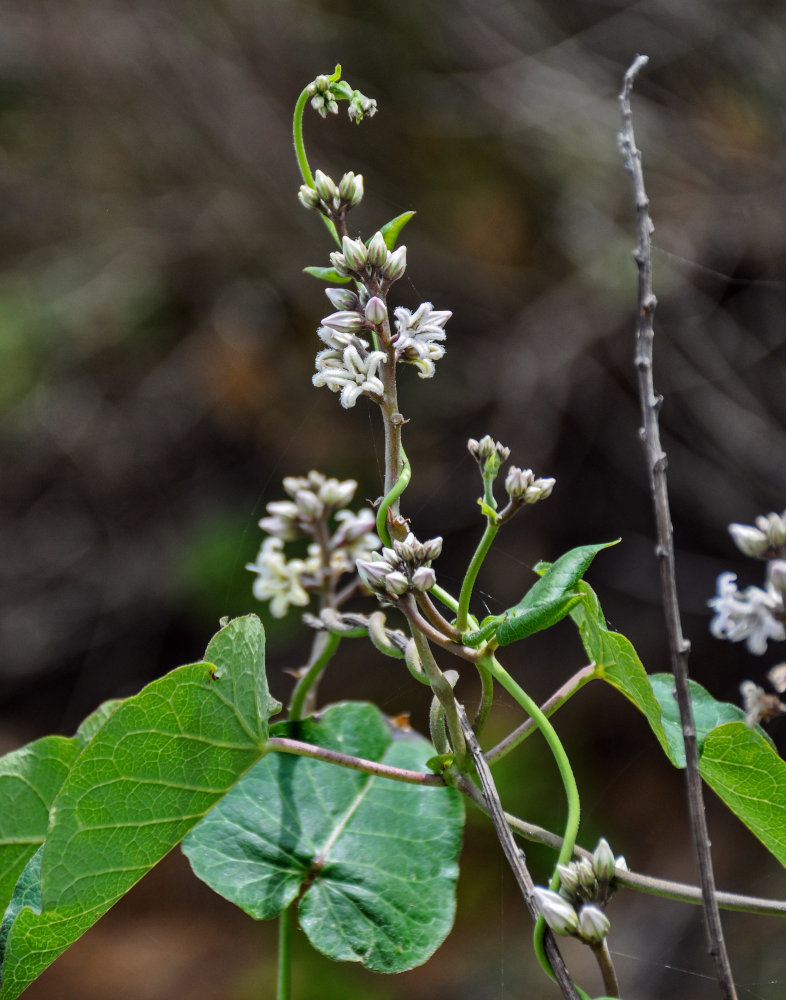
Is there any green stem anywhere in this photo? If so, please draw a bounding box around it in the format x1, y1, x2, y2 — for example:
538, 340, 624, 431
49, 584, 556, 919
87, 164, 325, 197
485, 665, 597, 765
456, 519, 499, 632
472, 657, 495, 735
288, 631, 341, 721
277, 904, 294, 1000
482, 652, 581, 983
376, 447, 411, 546
292, 76, 341, 247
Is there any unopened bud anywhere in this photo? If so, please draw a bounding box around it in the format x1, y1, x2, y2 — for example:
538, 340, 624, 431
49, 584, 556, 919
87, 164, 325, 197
366, 231, 389, 268
325, 287, 359, 311
412, 566, 436, 591
319, 478, 357, 508
321, 310, 364, 334
384, 571, 410, 597
364, 296, 387, 326
328, 251, 351, 277
298, 184, 321, 209
533, 888, 578, 936
767, 560, 786, 596
505, 466, 535, 499
341, 235, 368, 271
729, 523, 769, 558
381, 245, 407, 281
313, 169, 338, 204
576, 904, 609, 944
576, 858, 596, 890
294, 489, 323, 520
592, 838, 616, 883
422, 537, 443, 561
357, 559, 391, 591
556, 864, 580, 896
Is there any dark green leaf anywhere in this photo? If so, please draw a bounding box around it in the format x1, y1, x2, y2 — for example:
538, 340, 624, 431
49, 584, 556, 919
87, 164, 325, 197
0, 615, 279, 999
182, 702, 464, 973
303, 266, 352, 283
649, 673, 751, 768
378, 211, 415, 250
0, 738, 80, 919
495, 541, 618, 646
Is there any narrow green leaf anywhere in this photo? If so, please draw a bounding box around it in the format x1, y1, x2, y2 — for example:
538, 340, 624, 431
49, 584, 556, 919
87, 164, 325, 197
183, 701, 464, 973
700, 722, 786, 866
495, 541, 618, 646
0, 738, 80, 918
0, 615, 279, 999
303, 266, 352, 283
570, 583, 669, 758
378, 211, 415, 250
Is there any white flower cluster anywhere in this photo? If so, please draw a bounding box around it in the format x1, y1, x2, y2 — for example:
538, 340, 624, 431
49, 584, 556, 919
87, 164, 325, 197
392, 302, 451, 379
708, 567, 786, 655
356, 532, 442, 600
533, 838, 625, 945
246, 472, 378, 617
728, 510, 786, 560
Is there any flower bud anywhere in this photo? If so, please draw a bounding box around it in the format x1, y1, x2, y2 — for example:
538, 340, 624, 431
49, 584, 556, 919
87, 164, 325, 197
556, 863, 580, 896
325, 287, 359, 311
341, 235, 368, 272
319, 478, 357, 508
384, 571, 410, 597
294, 489, 323, 520
328, 251, 351, 277
767, 560, 786, 597
356, 559, 391, 592
321, 310, 364, 334
364, 296, 387, 326
505, 466, 535, 499
576, 904, 610, 944
298, 184, 321, 210
381, 245, 407, 281
533, 888, 578, 936
313, 169, 338, 204
366, 231, 389, 268
422, 536, 443, 561
412, 566, 436, 591
729, 523, 769, 558
592, 838, 616, 883
576, 858, 596, 890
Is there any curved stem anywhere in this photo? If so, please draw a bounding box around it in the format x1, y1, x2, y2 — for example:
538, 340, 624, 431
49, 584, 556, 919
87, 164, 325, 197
456, 519, 499, 632
472, 657, 494, 735
376, 446, 410, 546
482, 652, 581, 983
288, 631, 341, 721
267, 736, 444, 784
292, 76, 340, 247
486, 665, 597, 765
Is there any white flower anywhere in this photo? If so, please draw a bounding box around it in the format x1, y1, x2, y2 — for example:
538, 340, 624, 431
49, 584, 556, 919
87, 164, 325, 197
392, 302, 451, 378
708, 572, 785, 655
246, 537, 312, 618
313, 344, 386, 408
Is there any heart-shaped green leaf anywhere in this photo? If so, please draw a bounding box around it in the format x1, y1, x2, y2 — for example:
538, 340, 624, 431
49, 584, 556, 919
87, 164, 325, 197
0, 615, 279, 999
182, 701, 464, 973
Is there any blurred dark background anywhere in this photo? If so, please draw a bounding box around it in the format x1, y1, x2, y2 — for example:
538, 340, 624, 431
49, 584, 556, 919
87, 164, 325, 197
2, 0, 786, 997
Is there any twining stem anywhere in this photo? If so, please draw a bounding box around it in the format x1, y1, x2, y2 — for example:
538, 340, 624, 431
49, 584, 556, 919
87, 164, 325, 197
375, 447, 411, 546
481, 652, 581, 982
619, 55, 737, 1000
277, 903, 294, 1000
456, 518, 499, 632
292, 71, 341, 246
288, 631, 342, 721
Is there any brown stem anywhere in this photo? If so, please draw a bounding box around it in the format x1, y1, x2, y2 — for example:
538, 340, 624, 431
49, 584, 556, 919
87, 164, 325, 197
619, 54, 737, 1000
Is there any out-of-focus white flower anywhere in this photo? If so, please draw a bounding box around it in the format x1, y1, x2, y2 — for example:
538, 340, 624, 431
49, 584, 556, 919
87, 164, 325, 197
246, 537, 312, 618
708, 572, 785, 654
313, 345, 386, 407
392, 302, 450, 378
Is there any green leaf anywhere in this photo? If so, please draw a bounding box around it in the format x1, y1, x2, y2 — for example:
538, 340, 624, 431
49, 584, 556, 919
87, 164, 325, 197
0, 738, 80, 918
377, 211, 415, 250
649, 673, 751, 768
0, 615, 280, 999
495, 541, 618, 646
700, 722, 786, 866
303, 266, 352, 283
570, 583, 669, 758
182, 701, 464, 973
73, 699, 124, 748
